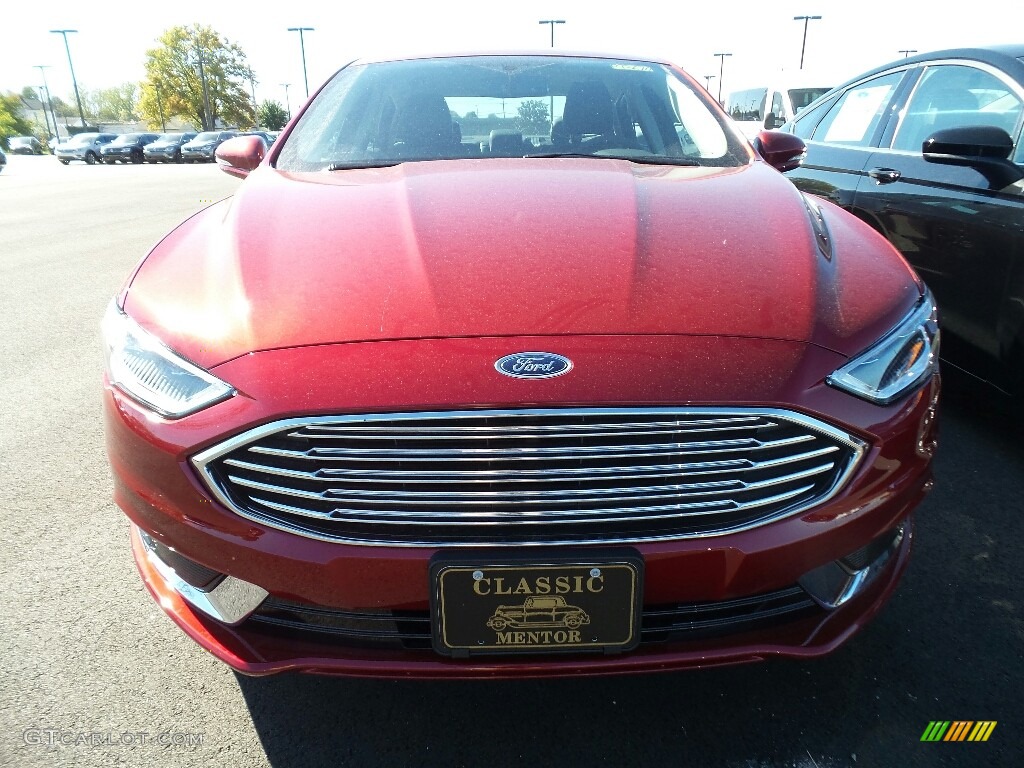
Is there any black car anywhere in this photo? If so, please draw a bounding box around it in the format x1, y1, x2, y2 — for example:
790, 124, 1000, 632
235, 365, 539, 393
100, 133, 162, 164
143, 132, 198, 163
782, 45, 1024, 398
181, 130, 238, 162
239, 130, 277, 147
8, 136, 43, 155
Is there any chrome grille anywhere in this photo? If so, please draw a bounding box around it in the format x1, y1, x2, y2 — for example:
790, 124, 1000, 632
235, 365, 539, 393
193, 408, 866, 546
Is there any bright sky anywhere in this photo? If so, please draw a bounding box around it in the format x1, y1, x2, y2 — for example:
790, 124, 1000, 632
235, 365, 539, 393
3, 0, 1021, 112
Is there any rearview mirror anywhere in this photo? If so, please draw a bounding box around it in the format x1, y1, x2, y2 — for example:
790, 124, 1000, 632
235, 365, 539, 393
752, 130, 806, 173
215, 135, 266, 179
923, 125, 1013, 160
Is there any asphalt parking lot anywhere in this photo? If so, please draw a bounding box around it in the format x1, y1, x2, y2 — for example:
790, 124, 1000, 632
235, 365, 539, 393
0, 153, 1020, 768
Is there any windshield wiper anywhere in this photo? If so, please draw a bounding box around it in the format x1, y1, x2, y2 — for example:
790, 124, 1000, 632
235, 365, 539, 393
527, 153, 701, 166
326, 160, 403, 171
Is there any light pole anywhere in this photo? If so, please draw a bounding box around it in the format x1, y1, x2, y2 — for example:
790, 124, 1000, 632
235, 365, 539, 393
793, 15, 822, 70
194, 43, 213, 129
899, 49, 918, 58
35, 65, 60, 140
703, 74, 716, 93
538, 20, 565, 131
287, 27, 314, 98
154, 82, 166, 132
281, 83, 292, 120
248, 66, 258, 126
50, 29, 86, 129
538, 19, 565, 47
713, 53, 732, 104
29, 87, 51, 136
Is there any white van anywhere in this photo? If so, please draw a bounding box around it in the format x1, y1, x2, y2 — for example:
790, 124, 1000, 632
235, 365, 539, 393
725, 78, 833, 139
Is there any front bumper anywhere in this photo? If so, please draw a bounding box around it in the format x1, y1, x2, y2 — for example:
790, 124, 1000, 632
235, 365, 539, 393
107, 335, 939, 677
181, 147, 215, 160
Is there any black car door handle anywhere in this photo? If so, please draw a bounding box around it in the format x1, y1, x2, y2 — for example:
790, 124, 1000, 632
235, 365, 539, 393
868, 167, 902, 184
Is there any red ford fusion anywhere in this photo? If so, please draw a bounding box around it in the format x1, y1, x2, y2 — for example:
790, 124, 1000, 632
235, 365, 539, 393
103, 52, 940, 678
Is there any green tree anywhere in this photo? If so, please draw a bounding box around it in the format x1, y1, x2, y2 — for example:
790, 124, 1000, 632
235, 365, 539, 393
139, 25, 255, 131
514, 99, 550, 136
86, 83, 140, 122
257, 100, 288, 131
0, 93, 36, 148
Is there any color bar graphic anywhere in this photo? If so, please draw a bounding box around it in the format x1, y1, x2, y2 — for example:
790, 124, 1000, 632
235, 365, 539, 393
921, 721, 996, 742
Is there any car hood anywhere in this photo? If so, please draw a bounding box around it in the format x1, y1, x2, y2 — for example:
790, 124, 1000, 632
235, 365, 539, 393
124, 158, 921, 369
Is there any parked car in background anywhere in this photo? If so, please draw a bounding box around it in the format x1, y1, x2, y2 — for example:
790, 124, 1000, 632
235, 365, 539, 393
8, 136, 44, 155
726, 76, 833, 140
101, 133, 161, 164
55, 133, 117, 165
105, 51, 940, 679
181, 130, 238, 162
240, 130, 277, 147
782, 45, 1024, 398
143, 132, 198, 163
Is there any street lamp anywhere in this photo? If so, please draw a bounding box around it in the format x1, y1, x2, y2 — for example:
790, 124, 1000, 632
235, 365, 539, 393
703, 74, 716, 93
899, 49, 918, 58
35, 64, 61, 140
538, 20, 565, 131
248, 66, 258, 126
281, 83, 292, 120
50, 29, 87, 129
31, 85, 53, 137
713, 53, 732, 104
538, 19, 565, 47
153, 82, 166, 132
793, 15, 822, 70
193, 43, 214, 130
287, 27, 315, 98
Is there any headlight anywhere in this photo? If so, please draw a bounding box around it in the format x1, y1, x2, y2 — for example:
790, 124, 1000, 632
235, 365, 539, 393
827, 290, 939, 405
102, 302, 234, 418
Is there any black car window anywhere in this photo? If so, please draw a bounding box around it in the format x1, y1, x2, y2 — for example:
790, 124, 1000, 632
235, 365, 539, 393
788, 94, 838, 138
891, 64, 1024, 152
810, 71, 904, 146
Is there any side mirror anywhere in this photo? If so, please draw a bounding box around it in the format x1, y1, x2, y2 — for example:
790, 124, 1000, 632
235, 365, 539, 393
752, 130, 806, 173
215, 135, 266, 179
923, 125, 1013, 160
922, 126, 1022, 189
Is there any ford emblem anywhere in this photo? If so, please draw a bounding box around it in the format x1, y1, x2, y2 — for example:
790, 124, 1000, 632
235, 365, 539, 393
495, 352, 573, 379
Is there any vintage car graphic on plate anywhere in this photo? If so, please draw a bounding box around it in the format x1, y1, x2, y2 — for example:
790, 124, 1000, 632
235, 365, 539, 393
486, 596, 592, 631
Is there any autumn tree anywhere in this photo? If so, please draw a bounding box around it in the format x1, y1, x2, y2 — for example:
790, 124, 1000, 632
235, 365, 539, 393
139, 25, 255, 131
0, 93, 35, 148
85, 83, 140, 122
257, 100, 288, 131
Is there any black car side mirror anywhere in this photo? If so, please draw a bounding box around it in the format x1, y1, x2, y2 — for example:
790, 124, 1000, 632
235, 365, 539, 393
922, 126, 1021, 189
922, 126, 1013, 160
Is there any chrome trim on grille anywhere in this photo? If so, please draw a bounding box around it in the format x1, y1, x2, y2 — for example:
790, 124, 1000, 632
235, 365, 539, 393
192, 407, 868, 547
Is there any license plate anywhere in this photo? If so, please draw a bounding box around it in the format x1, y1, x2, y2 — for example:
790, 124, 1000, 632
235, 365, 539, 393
430, 551, 642, 657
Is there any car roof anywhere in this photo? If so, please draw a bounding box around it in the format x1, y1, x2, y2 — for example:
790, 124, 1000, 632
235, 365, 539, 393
347, 49, 679, 68
837, 45, 1024, 91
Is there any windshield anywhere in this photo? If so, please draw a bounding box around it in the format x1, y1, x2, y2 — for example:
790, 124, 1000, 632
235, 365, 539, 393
275, 55, 745, 171
194, 132, 220, 142
68, 134, 98, 145
112, 134, 142, 145
11, 137, 33, 145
